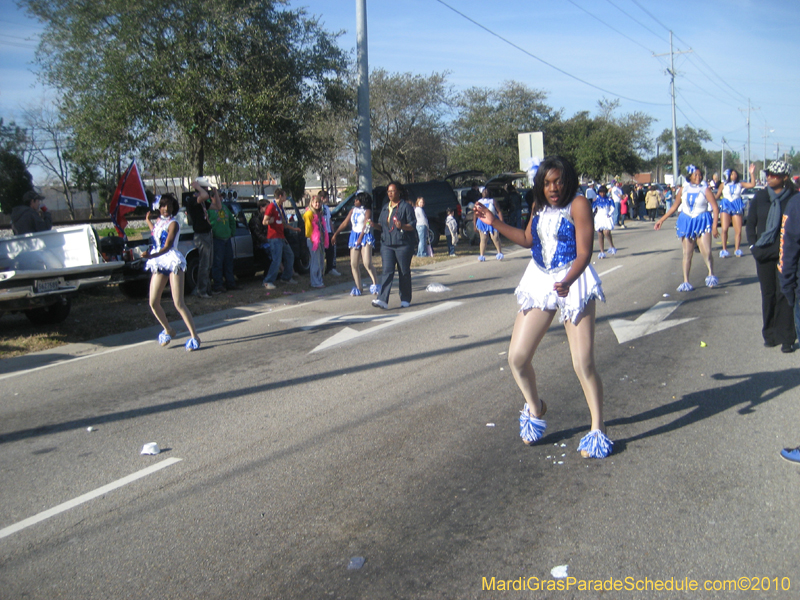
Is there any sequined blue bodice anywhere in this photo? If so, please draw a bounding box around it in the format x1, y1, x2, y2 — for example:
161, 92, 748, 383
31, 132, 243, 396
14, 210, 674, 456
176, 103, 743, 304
530, 204, 576, 272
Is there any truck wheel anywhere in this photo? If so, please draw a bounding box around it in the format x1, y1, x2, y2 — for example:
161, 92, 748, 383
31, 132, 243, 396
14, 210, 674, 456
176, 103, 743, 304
25, 296, 71, 325
428, 222, 440, 247
184, 253, 199, 295
294, 247, 310, 275
119, 280, 150, 298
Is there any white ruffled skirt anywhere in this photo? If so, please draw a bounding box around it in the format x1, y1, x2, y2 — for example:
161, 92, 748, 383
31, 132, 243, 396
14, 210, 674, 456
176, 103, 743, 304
515, 260, 605, 324
145, 249, 187, 275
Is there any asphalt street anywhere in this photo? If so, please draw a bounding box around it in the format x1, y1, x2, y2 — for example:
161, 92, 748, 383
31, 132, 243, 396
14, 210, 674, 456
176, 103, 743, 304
1, 219, 798, 599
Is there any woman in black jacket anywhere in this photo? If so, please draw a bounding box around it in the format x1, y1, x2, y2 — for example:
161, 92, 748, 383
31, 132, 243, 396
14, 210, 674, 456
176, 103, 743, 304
371, 182, 416, 309
746, 160, 797, 352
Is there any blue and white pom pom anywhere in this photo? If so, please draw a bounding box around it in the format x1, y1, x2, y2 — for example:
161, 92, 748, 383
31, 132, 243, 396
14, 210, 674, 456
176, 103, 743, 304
577, 430, 613, 458
677, 282, 694, 292
705, 275, 719, 288
185, 338, 200, 352
350, 287, 362, 296
526, 156, 541, 186
369, 284, 380, 295
519, 405, 547, 445
158, 331, 172, 346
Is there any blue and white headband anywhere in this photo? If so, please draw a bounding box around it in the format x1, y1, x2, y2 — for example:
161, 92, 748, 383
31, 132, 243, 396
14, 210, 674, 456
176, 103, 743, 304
686, 164, 697, 175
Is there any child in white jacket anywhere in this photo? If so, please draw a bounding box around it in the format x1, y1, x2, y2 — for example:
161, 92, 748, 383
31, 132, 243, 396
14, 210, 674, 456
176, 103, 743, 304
445, 208, 458, 256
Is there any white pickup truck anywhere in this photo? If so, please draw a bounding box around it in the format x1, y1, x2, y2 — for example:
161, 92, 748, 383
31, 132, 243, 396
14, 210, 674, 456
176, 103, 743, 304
0, 225, 124, 324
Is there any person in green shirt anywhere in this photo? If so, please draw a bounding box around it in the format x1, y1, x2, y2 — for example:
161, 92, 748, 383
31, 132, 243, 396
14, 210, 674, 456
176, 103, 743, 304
208, 188, 239, 293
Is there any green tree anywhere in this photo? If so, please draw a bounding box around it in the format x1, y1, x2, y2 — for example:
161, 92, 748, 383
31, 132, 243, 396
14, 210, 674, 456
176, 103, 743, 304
22, 0, 346, 180
0, 151, 34, 214
369, 69, 451, 184
657, 126, 712, 176
554, 100, 654, 180
450, 81, 559, 175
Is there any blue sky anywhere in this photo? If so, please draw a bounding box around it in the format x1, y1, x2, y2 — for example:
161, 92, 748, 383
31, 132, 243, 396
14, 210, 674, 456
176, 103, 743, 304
2, 0, 799, 166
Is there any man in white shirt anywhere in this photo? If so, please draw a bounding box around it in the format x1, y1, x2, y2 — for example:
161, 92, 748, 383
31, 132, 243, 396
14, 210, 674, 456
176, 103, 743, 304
610, 180, 623, 227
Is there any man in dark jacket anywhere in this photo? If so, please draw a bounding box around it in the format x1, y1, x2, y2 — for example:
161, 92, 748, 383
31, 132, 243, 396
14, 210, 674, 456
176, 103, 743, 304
11, 190, 52, 235
188, 178, 214, 298
746, 160, 797, 352
778, 184, 800, 463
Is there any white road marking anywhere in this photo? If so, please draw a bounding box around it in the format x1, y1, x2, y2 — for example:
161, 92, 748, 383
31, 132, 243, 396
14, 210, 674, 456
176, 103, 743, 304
310, 301, 462, 353
609, 301, 696, 344
597, 264, 624, 277
0, 457, 182, 540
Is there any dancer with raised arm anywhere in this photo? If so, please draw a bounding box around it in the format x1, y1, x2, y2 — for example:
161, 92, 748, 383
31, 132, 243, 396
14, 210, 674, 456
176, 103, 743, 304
474, 156, 611, 459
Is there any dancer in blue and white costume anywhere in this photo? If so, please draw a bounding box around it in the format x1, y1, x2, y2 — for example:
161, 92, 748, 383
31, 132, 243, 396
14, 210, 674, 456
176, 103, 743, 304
714, 164, 757, 258
143, 194, 201, 351
592, 185, 617, 258
474, 156, 612, 459
655, 165, 720, 292
332, 191, 379, 296
474, 188, 504, 261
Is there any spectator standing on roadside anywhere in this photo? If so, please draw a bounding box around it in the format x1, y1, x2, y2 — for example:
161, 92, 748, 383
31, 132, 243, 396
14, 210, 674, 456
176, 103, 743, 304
262, 188, 299, 290
610, 180, 623, 226
303, 193, 329, 288
249, 198, 272, 274
635, 184, 647, 221
778, 177, 800, 463
445, 207, 458, 256
320, 190, 341, 277
414, 197, 429, 257
371, 181, 416, 309
187, 178, 213, 298
208, 188, 239, 293
619, 190, 629, 228
779, 177, 800, 347
746, 160, 797, 353
11, 190, 52, 235
645, 185, 661, 221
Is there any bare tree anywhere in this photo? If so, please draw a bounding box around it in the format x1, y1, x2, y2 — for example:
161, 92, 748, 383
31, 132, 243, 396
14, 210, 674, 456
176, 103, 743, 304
23, 101, 77, 219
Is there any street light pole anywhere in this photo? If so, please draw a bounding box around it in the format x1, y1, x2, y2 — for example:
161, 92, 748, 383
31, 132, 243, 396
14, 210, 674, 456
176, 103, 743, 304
356, 0, 372, 194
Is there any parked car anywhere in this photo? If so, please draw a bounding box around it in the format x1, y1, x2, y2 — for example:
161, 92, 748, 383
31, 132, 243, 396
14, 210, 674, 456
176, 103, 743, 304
2, 225, 123, 324
105, 196, 309, 297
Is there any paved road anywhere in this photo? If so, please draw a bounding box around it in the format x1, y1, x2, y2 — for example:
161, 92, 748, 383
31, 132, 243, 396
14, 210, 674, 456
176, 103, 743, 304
1, 221, 798, 599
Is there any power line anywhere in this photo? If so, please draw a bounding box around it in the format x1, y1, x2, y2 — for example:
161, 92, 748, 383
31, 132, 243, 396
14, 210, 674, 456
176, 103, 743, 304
564, 0, 656, 55
433, 0, 669, 107
603, 0, 669, 44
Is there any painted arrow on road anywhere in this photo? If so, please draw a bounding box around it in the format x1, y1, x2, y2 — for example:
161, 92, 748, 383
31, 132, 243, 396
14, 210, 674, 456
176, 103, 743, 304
609, 301, 696, 344
309, 301, 462, 353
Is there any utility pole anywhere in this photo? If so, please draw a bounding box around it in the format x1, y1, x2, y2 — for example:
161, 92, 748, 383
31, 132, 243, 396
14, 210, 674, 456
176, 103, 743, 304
356, 0, 372, 194
721, 138, 725, 176
738, 99, 757, 181
654, 32, 691, 185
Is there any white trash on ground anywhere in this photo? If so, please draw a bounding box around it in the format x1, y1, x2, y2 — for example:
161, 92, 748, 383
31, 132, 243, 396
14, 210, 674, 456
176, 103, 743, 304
347, 556, 365, 570
425, 283, 451, 293
141, 442, 160, 456
551, 565, 569, 578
